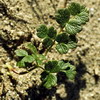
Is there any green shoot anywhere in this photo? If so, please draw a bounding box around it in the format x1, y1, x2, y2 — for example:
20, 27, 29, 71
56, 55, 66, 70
15, 2, 89, 89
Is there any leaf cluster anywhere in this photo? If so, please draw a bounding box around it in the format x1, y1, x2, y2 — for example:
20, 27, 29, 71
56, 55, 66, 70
55, 2, 89, 34
15, 44, 76, 89
15, 2, 89, 89
41, 61, 76, 89
15, 43, 46, 67
37, 25, 57, 48
36, 3, 89, 54
37, 25, 78, 54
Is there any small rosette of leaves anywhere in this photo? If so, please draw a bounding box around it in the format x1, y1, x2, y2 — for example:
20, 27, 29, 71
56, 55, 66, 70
55, 2, 89, 35
41, 60, 76, 89
15, 43, 46, 67
37, 25, 57, 48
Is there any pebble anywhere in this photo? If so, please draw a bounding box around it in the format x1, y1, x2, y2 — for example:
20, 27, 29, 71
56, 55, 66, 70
94, 67, 99, 75
17, 31, 24, 36
98, 18, 100, 22
89, 8, 95, 16
0, 13, 3, 17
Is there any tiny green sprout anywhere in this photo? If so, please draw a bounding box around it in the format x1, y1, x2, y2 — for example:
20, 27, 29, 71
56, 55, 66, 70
15, 43, 46, 67
15, 2, 89, 89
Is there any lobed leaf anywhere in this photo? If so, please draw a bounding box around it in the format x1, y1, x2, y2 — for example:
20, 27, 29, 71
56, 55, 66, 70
75, 12, 89, 24
65, 70, 76, 80
62, 62, 76, 80
80, 5, 89, 13
22, 55, 35, 63
48, 27, 57, 39
58, 61, 70, 70
32, 54, 46, 65
45, 61, 71, 73
65, 19, 82, 35
27, 43, 38, 54
15, 49, 28, 57
17, 61, 25, 67
56, 43, 69, 54
36, 54, 46, 61
43, 37, 53, 48
67, 41, 77, 49
65, 62, 76, 71
56, 33, 69, 43
36, 54, 46, 65
43, 74, 57, 89
37, 25, 48, 38
68, 2, 81, 15
55, 8, 70, 27
45, 61, 59, 73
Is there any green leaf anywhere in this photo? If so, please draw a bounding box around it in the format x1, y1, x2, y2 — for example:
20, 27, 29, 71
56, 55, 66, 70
37, 25, 48, 38
37, 60, 43, 65
68, 2, 88, 16
58, 61, 70, 70
65, 70, 76, 80
48, 27, 57, 39
45, 61, 70, 73
56, 43, 69, 54
62, 62, 76, 80
80, 5, 89, 13
65, 19, 82, 35
56, 33, 69, 43
17, 60, 25, 67
45, 61, 58, 72
32, 54, 46, 61
68, 2, 81, 15
22, 55, 35, 63
36, 54, 46, 65
32, 54, 46, 65
36, 54, 46, 61
67, 41, 77, 49
43, 74, 57, 89
27, 43, 38, 54
69, 35, 78, 43
65, 62, 76, 71
41, 71, 49, 81
15, 49, 28, 57
75, 12, 89, 24
55, 8, 70, 27
43, 37, 53, 48
67, 19, 82, 25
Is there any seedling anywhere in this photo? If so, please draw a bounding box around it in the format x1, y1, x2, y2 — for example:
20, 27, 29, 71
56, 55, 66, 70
15, 2, 89, 89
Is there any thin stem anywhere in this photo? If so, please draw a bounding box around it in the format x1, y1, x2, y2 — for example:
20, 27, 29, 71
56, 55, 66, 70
19, 64, 45, 75
36, 65, 45, 70
44, 40, 55, 55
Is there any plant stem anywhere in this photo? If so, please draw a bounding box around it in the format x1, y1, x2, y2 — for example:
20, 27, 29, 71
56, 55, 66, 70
35, 64, 45, 70
44, 40, 55, 55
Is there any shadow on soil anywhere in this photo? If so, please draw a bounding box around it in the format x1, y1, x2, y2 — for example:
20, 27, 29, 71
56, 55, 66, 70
26, 55, 87, 100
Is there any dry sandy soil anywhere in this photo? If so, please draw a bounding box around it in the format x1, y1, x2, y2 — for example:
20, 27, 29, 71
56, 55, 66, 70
0, 0, 100, 100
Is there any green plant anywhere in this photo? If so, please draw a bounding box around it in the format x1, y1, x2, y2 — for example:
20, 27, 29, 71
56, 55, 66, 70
15, 2, 89, 89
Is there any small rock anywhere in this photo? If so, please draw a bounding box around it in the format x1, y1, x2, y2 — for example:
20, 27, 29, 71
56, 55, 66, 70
89, 8, 95, 17
17, 31, 24, 36
98, 18, 100, 22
